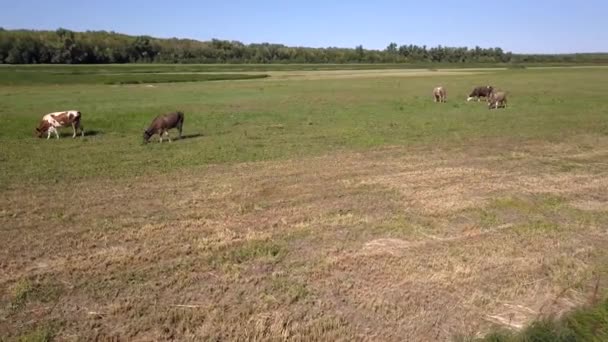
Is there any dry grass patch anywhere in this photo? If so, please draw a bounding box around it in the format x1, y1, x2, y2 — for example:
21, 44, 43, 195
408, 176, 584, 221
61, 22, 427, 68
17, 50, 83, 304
1, 137, 608, 340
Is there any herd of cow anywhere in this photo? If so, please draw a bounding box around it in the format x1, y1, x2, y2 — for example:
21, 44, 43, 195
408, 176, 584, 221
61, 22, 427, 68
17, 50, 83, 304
34, 85, 507, 141
35, 109, 185, 143
433, 85, 508, 109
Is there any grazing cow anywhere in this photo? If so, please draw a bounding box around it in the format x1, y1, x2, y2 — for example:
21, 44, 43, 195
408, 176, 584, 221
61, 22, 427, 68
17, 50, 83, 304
433, 86, 447, 103
488, 91, 507, 109
35, 110, 84, 139
467, 86, 494, 102
143, 111, 184, 143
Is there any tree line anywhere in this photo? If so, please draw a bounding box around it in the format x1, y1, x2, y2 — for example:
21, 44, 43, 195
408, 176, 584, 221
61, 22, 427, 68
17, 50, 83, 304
0, 28, 605, 64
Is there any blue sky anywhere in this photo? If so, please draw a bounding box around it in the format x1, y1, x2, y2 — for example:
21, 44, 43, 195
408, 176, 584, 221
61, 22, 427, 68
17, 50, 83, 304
0, 0, 606, 53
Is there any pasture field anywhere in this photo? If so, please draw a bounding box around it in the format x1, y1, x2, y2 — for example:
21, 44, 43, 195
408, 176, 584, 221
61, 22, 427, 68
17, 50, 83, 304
1, 65, 608, 341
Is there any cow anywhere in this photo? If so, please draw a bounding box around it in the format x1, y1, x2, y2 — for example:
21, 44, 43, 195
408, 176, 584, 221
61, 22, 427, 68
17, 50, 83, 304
143, 111, 184, 143
433, 86, 447, 103
488, 91, 507, 109
467, 86, 494, 102
35, 110, 84, 139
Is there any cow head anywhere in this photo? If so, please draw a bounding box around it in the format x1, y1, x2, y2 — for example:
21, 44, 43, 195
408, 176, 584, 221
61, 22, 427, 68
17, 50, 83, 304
34, 127, 43, 138
143, 129, 153, 144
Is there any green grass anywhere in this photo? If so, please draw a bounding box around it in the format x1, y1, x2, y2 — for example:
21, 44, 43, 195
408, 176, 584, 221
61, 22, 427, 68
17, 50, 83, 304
2, 64, 608, 340
471, 298, 608, 342
8, 278, 64, 312
212, 239, 285, 266
15, 327, 54, 342
0, 70, 268, 85
1, 66, 607, 189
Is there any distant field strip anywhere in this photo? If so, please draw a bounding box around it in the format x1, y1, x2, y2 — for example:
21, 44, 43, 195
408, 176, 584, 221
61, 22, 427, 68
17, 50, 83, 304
0, 71, 268, 85
3, 64, 603, 85
261, 68, 494, 80
0, 67, 495, 85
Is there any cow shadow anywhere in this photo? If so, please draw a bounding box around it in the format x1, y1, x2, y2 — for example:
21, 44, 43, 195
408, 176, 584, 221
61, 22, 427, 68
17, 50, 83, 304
58, 130, 103, 138
84, 130, 103, 137
144, 133, 203, 144
179, 133, 203, 141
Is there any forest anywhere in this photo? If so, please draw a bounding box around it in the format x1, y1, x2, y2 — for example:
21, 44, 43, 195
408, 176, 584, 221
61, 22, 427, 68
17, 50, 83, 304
0, 28, 606, 64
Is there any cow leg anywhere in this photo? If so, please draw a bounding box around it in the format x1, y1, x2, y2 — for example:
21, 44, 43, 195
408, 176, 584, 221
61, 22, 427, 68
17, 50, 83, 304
47, 127, 57, 139
49, 127, 59, 139
72, 123, 77, 138
77, 120, 84, 137
165, 131, 172, 143
177, 122, 183, 139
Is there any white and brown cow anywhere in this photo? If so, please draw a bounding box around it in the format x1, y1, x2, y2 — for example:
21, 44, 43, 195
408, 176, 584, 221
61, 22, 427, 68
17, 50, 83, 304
35, 110, 84, 139
433, 86, 447, 103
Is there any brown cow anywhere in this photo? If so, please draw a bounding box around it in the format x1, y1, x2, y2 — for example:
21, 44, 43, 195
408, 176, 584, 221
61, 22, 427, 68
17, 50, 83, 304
35, 110, 84, 139
467, 86, 494, 102
143, 111, 184, 143
433, 86, 447, 103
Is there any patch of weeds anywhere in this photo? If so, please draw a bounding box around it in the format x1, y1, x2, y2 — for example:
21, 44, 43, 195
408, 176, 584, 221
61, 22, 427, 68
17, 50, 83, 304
468, 297, 608, 342
540, 159, 582, 173
10, 279, 34, 311
369, 216, 416, 238
569, 207, 608, 228
490, 195, 564, 218
123, 270, 148, 285
283, 226, 315, 242
269, 276, 310, 304
479, 210, 500, 227
576, 143, 594, 151
491, 196, 532, 212
9, 278, 64, 312
267, 124, 285, 130
297, 315, 355, 340
211, 239, 285, 266
94, 218, 122, 232
540, 195, 566, 210
514, 220, 561, 235
16, 326, 54, 342
237, 201, 265, 214
558, 161, 579, 172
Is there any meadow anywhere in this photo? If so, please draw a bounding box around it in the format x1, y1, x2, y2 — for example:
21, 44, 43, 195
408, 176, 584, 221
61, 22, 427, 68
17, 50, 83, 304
1, 65, 608, 341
